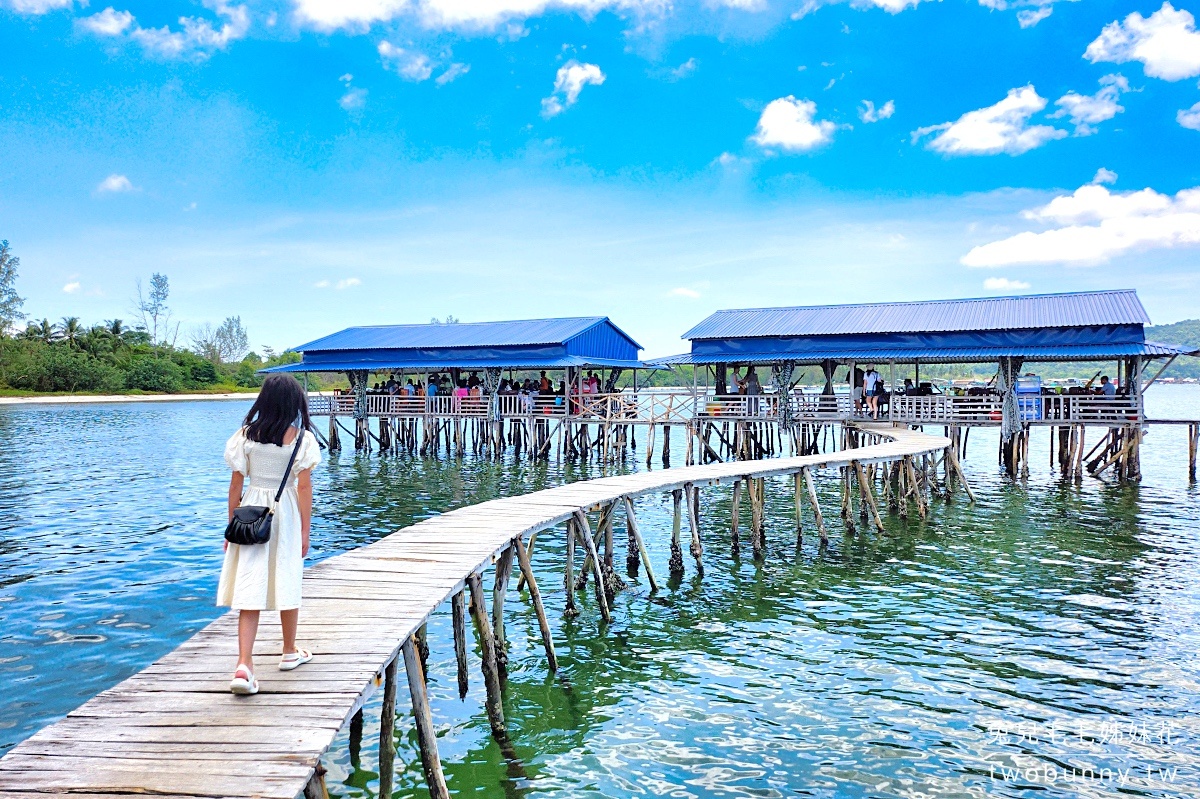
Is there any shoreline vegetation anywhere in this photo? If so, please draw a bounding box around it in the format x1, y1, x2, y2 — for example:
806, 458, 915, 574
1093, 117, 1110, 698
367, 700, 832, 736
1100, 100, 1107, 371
0, 391, 258, 406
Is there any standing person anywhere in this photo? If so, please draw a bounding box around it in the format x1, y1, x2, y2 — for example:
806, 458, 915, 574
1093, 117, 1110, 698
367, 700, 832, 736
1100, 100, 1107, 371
852, 367, 864, 415
745, 368, 762, 415
863, 366, 881, 418
539, 370, 552, 393
220, 375, 322, 695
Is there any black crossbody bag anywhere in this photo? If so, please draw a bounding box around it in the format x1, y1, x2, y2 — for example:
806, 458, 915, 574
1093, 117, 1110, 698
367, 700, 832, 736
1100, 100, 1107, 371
224, 430, 305, 546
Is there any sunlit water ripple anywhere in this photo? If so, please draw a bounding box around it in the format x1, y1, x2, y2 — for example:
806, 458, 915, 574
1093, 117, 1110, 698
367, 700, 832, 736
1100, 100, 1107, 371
1, 386, 1199, 797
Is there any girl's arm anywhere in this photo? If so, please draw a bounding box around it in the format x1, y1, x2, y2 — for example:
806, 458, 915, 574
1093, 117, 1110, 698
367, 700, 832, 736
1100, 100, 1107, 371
225, 472, 244, 552
227, 472, 244, 521
297, 468, 313, 557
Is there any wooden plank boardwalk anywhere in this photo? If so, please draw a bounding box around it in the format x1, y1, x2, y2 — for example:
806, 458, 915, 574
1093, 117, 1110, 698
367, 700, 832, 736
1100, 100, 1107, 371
0, 424, 955, 799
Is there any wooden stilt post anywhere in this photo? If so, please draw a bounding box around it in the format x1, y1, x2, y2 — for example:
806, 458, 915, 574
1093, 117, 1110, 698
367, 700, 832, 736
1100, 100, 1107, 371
564, 520, 578, 618
841, 467, 857, 533
946, 447, 976, 503
669, 489, 684, 576
685, 482, 703, 575
622, 496, 658, 592
349, 709, 364, 768
452, 590, 469, 699
378, 657, 398, 799
303, 766, 330, 799
513, 534, 557, 672
402, 637, 450, 799
492, 546, 514, 676
749, 477, 765, 558
467, 573, 508, 741
662, 424, 671, 467
801, 467, 827, 543
516, 529, 538, 592
573, 511, 612, 622
853, 460, 886, 533
1189, 423, 1197, 482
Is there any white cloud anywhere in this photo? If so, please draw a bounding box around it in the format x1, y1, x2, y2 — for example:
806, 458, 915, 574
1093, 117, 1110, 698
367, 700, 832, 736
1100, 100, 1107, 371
983, 277, 1031, 290
339, 87, 368, 110
77, 7, 135, 36
858, 99, 894, 123
1050, 74, 1128, 135
77, 3, 249, 61
912, 85, 1066, 156
378, 41, 434, 81
1017, 6, 1052, 28
541, 60, 605, 118
667, 287, 701, 299
1085, 2, 1200, 81
96, 174, 134, 193
292, 0, 671, 31
4, 0, 76, 14
435, 63, 470, 85
62, 281, 82, 294
1179, 101, 1200, 130
1092, 167, 1118, 184
750, 96, 835, 152
665, 57, 698, 81
962, 182, 1200, 266
315, 277, 363, 289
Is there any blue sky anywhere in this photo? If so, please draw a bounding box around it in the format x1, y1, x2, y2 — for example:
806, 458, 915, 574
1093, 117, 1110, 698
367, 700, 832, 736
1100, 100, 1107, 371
1, 0, 1198, 357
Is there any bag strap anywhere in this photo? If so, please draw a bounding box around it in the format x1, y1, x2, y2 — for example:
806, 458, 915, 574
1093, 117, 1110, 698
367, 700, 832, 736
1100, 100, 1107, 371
272, 429, 306, 506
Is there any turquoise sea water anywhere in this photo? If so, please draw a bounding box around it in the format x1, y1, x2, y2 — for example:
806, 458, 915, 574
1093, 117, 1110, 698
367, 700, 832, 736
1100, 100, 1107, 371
1, 387, 1198, 797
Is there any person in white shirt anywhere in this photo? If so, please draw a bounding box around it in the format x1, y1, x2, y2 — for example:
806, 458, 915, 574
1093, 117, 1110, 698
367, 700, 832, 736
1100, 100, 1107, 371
863, 367, 881, 418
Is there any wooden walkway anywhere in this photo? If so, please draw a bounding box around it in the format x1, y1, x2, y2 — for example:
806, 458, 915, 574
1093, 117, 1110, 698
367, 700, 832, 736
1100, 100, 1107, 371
0, 424, 955, 799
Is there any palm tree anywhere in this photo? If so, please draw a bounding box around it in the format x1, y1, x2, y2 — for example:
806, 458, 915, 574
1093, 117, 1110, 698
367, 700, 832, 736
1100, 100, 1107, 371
23, 318, 58, 343
105, 319, 125, 338
59, 317, 82, 347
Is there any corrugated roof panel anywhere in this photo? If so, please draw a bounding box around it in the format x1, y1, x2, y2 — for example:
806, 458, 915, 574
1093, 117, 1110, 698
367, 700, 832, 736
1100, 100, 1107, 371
682, 290, 1150, 339
648, 341, 1189, 366
261, 355, 653, 374
296, 317, 624, 352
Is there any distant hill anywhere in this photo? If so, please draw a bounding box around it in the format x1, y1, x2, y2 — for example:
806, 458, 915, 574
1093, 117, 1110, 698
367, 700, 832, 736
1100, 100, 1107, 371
1146, 319, 1200, 380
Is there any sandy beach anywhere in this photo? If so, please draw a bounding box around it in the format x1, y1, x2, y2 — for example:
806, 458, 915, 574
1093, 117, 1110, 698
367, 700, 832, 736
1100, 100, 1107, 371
0, 392, 256, 406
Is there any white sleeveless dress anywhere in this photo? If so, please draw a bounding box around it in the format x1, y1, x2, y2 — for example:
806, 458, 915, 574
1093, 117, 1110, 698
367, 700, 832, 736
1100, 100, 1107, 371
217, 428, 321, 611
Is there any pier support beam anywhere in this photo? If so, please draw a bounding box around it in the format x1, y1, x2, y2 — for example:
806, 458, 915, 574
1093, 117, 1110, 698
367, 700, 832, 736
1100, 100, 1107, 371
853, 461, 886, 533
378, 657, 398, 799
801, 467, 827, 543
493, 546, 514, 676
730, 479, 742, 556
514, 534, 558, 673
452, 590, 469, 699
403, 636, 450, 799
623, 496, 658, 592
573, 511, 612, 622
684, 482, 704, 575
303, 766, 330, 799
669, 489, 684, 576
564, 520, 578, 618
467, 573, 508, 741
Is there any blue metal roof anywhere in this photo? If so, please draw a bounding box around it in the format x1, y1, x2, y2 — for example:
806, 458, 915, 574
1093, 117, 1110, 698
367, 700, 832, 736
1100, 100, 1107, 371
649, 341, 1191, 366
682, 290, 1150, 340
262, 355, 656, 374
295, 316, 641, 352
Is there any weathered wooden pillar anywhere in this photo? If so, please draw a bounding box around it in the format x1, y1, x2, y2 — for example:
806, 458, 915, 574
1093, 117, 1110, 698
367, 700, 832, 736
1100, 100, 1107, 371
467, 573, 507, 741
662, 424, 671, 467
492, 546, 514, 676
749, 477, 765, 558
414, 623, 429, 683
378, 657, 398, 798
669, 489, 684, 576
1189, 423, 1198, 482
573, 511, 612, 622
303, 766, 331, 799
801, 467, 827, 543
348, 708, 364, 767
514, 534, 557, 672
684, 482, 703, 575
564, 519, 578, 618
853, 460, 886, 533
452, 590, 469, 699
403, 637, 450, 799
622, 496, 658, 592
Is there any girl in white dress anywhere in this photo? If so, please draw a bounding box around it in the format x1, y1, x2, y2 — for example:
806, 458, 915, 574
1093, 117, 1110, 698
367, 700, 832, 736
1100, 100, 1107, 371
219, 374, 321, 695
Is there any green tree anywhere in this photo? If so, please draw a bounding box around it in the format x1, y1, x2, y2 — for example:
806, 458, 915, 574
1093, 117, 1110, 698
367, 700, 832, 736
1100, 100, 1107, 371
0, 240, 23, 335
23, 319, 59, 344
58, 317, 83, 347
124, 355, 184, 392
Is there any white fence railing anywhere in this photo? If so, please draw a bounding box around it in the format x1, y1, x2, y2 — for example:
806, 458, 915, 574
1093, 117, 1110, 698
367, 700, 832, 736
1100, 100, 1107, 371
308, 389, 1142, 425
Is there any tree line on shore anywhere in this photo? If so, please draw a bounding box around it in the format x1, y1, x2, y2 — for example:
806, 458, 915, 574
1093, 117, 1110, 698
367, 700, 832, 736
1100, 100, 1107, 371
0, 240, 299, 394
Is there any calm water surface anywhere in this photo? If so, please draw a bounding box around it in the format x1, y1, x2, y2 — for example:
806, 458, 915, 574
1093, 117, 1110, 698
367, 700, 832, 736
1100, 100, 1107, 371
1, 387, 1199, 797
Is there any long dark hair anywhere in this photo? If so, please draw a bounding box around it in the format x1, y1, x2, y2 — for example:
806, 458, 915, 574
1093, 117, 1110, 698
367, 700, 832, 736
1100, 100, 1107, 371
243, 374, 311, 446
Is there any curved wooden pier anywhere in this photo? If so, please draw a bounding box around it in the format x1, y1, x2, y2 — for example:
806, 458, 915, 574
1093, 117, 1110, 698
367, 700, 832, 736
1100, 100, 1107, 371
0, 424, 961, 799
